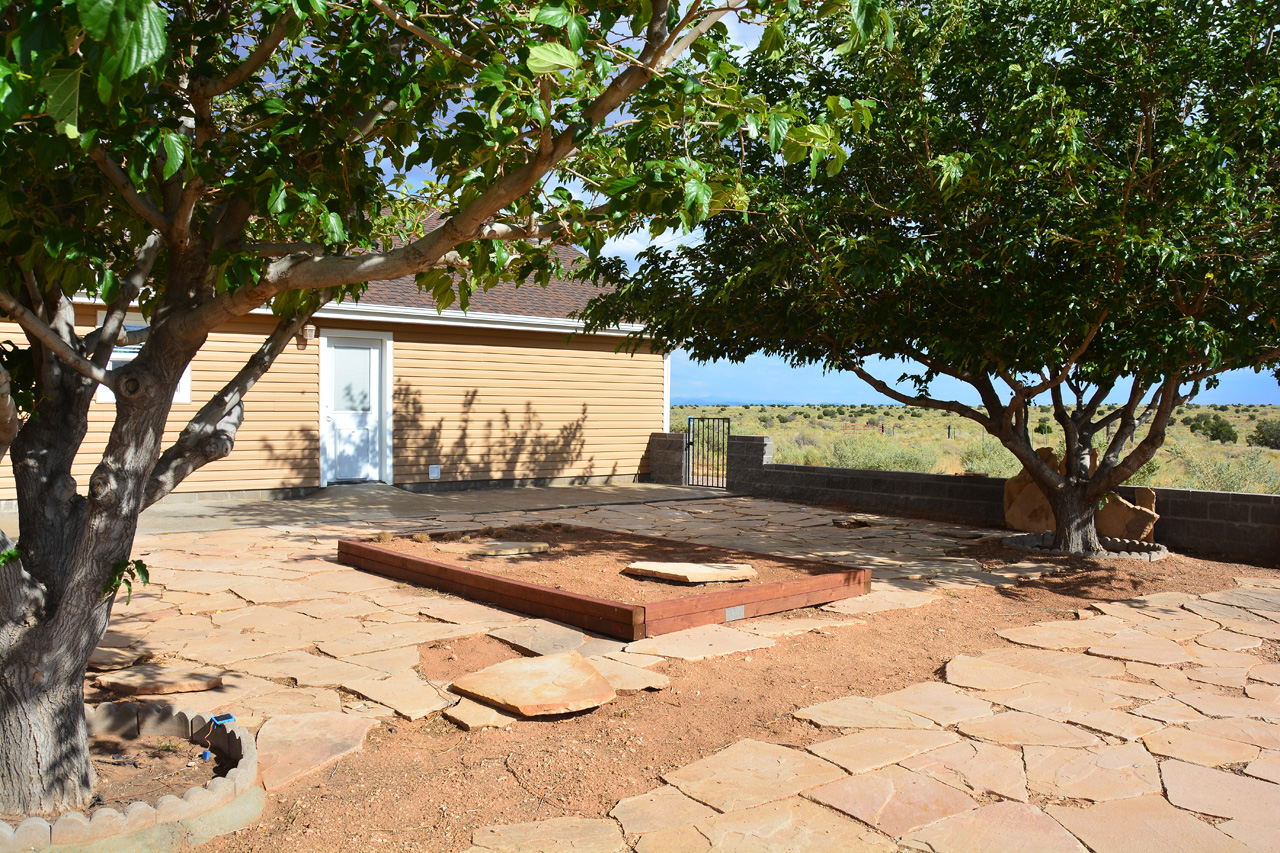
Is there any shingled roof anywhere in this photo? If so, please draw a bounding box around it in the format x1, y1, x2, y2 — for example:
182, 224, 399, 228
358, 242, 605, 321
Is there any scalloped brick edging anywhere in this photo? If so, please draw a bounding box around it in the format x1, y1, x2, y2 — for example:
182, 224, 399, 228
0, 702, 263, 852
1004, 531, 1170, 562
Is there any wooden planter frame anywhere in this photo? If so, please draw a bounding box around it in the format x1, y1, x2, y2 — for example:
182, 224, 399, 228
337, 526, 870, 641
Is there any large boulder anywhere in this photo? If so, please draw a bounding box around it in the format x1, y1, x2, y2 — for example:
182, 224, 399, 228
1003, 448, 1158, 542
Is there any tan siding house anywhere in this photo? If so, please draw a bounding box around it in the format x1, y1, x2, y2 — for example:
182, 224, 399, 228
0, 265, 667, 503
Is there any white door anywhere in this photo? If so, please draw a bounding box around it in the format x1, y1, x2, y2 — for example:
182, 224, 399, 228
322, 335, 384, 483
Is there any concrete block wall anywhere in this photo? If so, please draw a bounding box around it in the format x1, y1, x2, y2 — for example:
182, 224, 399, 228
646, 433, 686, 485
721, 433, 1278, 567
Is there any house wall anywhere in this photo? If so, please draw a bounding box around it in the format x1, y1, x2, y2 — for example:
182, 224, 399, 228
0, 309, 663, 504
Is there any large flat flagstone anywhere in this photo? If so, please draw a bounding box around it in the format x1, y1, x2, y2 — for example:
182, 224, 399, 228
1218, 819, 1280, 853
450, 651, 615, 717
1184, 601, 1280, 639
94, 663, 222, 696
1188, 717, 1280, 750
663, 739, 846, 813
1047, 795, 1250, 853
301, 570, 400, 594
416, 597, 523, 626
978, 648, 1126, 679
693, 796, 897, 853
343, 646, 420, 673
959, 712, 1101, 748
1086, 630, 1192, 665
586, 656, 670, 694
1143, 728, 1261, 766
1131, 616, 1220, 642
734, 616, 865, 637
444, 698, 516, 731
229, 579, 340, 604
1203, 587, 1280, 613
1252, 664, 1280, 685
902, 801, 1087, 853
1185, 644, 1264, 668
1024, 742, 1161, 801
899, 740, 1028, 802
210, 605, 318, 637
821, 588, 937, 615
1132, 696, 1206, 724
808, 729, 959, 774
1066, 709, 1165, 741
625, 625, 774, 661
178, 630, 308, 665
610, 786, 718, 835
472, 817, 625, 853
1247, 754, 1280, 785
1198, 629, 1264, 651
944, 655, 1045, 692
878, 683, 992, 727
794, 696, 935, 730
1161, 759, 1280, 829
316, 621, 484, 658
342, 671, 455, 720
238, 651, 379, 686
806, 765, 977, 838
238, 686, 343, 719
489, 620, 585, 656
997, 622, 1116, 651
975, 681, 1125, 723
292, 598, 383, 619
624, 561, 756, 583
1174, 690, 1280, 722
256, 712, 377, 790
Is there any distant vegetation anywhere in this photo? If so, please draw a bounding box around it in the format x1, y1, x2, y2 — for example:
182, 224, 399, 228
671, 402, 1280, 495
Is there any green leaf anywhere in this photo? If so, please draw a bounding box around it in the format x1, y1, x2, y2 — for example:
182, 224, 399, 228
323, 212, 346, 243
112, 0, 167, 80
527, 43, 581, 75
268, 180, 287, 215
683, 177, 713, 220
758, 23, 786, 59
534, 4, 573, 27
566, 16, 588, 51
161, 131, 184, 180
78, 0, 116, 40
41, 68, 80, 138
768, 114, 791, 153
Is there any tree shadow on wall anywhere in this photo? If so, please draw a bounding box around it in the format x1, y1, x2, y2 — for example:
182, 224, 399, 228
395, 384, 612, 486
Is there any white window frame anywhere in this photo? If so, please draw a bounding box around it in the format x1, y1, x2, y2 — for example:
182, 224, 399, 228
95, 312, 191, 404
318, 328, 394, 487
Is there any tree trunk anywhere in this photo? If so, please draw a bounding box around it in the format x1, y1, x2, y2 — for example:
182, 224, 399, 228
1045, 483, 1106, 556
0, 634, 96, 814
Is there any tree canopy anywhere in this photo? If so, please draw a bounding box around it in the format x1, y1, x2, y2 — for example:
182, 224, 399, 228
582, 0, 1280, 553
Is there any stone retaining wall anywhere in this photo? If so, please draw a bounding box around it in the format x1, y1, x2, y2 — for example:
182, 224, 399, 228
646, 433, 686, 485
0, 702, 263, 852
705, 434, 1279, 567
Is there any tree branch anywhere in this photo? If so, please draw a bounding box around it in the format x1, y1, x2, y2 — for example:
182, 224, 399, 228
203, 12, 296, 98
89, 232, 164, 367
89, 147, 170, 233
0, 290, 114, 388
142, 302, 327, 508
841, 359, 996, 429
369, 0, 486, 69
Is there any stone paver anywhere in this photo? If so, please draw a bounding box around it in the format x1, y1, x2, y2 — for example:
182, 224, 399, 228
944, 655, 1044, 691
229, 579, 339, 604
238, 686, 343, 719
976, 681, 1125, 723
1188, 717, 1280, 750
609, 786, 717, 835
663, 739, 845, 813
1246, 754, 1280, 785
625, 625, 774, 661
878, 682, 992, 727
901, 800, 1087, 853
807, 765, 977, 838
1087, 630, 1193, 665
444, 698, 517, 731
1143, 727, 1261, 766
345, 646, 420, 673
959, 712, 1101, 748
1175, 690, 1280, 722
94, 663, 222, 695
1200, 630, 1264, 651
256, 712, 377, 791
489, 620, 585, 656
417, 598, 523, 626
1133, 696, 1206, 724
238, 650, 379, 686
301, 570, 400, 594
899, 739, 1028, 802
1066, 709, 1165, 741
808, 729, 959, 774
451, 652, 615, 717
586, 656, 670, 694
997, 622, 1115, 651
1218, 820, 1280, 853
317, 622, 483, 658
822, 588, 938, 615
471, 817, 625, 853
179, 631, 308, 666
1047, 795, 1250, 853
794, 696, 936, 730
1024, 742, 1161, 801
343, 671, 456, 720
693, 796, 897, 853
979, 647, 1126, 679
624, 561, 756, 583
735, 616, 864, 637
1162, 759, 1280, 829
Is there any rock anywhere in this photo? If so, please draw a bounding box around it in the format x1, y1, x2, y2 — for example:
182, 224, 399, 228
95, 664, 223, 696
416, 597, 523, 626
975, 680, 1126, 723
256, 712, 377, 790
1187, 717, 1280, 750
300, 570, 400, 594
1246, 754, 1280, 785
1023, 742, 1161, 801
343, 646, 420, 673
734, 616, 864, 636
438, 540, 551, 556
695, 797, 896, 853
1132, 696, 1206, 724
1161, 759, 1280, 829
958, 711, 1101, 748
807, 765, 978, 838
1174, 690, 1280, 722
1003, 447, 1157, 540
1198, 630, 1263, 651
88, 647, 145, 671
979, 647, 1125, 679
610, 786, 717, 835
822, 588, 938, 615
586, 656, 670, 694
342, 672, 456, 720
794, 696, 936, 730
1217, 820, 1280, 853
228, 579, 339, 604
444, 698, 516, 731
943, 655, 1044, 692
1066, 709, 1165, 741
1087, 630, 1193, 665
450, 651, 615, 717
877, 682, 993, 727
179, 631, 309, 667
471, 816, 626, 853
316, 621, 483, 658
1202, 587, 1280, 613
603, 651, 666, 670
239, 651, 379, 687
489, 620, 585, 656
902, 801, 1088, 853
623, 561, 757, 583
1143, 728, 1261, 766
238, 687, 343, 720
1047, 795, 1250, 853
662, 739, 845, 813
625, 625, 774, 661
808, 729, 959, 774
900, 740, 1028, 802
998, 622, 1114, 651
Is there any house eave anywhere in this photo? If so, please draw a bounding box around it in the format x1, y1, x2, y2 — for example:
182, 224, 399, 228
252, 301, 643, 337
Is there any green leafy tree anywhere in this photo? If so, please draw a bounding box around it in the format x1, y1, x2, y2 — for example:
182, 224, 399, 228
583, 0, 1280, 555
1247, 418, 1280, 449
0, 0, 864, 813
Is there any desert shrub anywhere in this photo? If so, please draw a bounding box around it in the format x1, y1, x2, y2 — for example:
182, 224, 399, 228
1247, 418, 1280, 450
826, 435, 940, 473
960, 437, 1022, 478
1035, 417, 1053, 435
1124, 457, 1162, 487
1170, 447, 1280, 494
1193, 414, 1238, 444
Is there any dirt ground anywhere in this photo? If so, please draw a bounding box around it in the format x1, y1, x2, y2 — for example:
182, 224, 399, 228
201, 542, 1280, 853
381, 523, 850, 604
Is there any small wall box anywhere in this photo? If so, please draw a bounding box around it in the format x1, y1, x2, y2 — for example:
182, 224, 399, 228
428, 464, 441, 480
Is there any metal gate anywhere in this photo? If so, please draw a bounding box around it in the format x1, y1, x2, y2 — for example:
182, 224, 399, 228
685, 417, 730, 487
